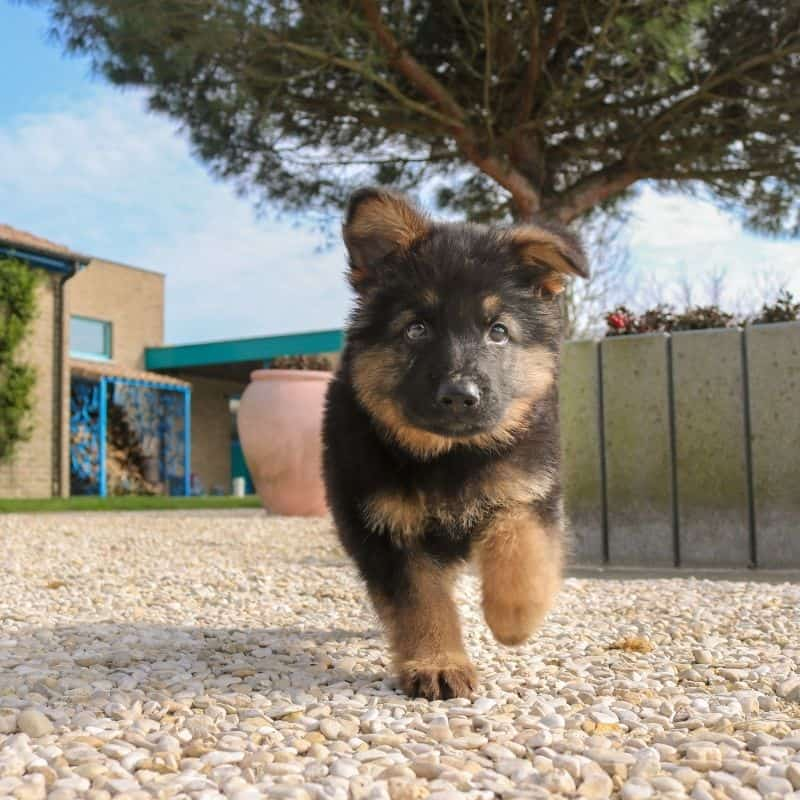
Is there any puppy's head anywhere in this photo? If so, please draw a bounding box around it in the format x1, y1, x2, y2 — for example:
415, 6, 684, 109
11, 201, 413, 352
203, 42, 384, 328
343, 187, 587, 459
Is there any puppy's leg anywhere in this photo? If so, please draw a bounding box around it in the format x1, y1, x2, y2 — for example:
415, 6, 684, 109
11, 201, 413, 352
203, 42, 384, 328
370, 555, 476, 700
477, 508, 562, 646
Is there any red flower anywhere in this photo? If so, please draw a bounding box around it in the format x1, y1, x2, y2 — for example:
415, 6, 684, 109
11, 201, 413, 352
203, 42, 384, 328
608, 312, 627, 330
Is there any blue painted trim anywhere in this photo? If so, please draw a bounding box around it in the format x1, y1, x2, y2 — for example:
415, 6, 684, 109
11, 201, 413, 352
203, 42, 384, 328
183, 387, 191, 497
0, 244, 78, 273
98, 378, 108, 498
145, 328, 344, 370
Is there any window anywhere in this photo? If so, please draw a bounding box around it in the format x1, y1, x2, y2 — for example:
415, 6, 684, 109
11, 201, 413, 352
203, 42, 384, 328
70, 316, 112, 360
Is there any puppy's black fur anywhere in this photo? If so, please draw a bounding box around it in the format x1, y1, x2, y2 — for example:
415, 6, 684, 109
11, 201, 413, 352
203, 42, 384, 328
322, 187, 586, 699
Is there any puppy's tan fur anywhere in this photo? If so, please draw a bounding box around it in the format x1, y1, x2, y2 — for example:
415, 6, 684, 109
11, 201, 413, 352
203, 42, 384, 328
477, 508, 563, 646
362, 464, 557, 544
371, 560, 477, 700
351, 343, 556, 460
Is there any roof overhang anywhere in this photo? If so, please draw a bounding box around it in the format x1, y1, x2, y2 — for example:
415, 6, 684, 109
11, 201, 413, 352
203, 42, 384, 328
0, 242, 86, 275
145, 328, 344, 382
0, 223, 96, 279
71, 359, 190, 389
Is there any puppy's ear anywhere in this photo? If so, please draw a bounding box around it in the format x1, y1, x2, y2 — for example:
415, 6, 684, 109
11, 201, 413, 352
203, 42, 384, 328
343, 187, 430, 290
508, 223, 588, 296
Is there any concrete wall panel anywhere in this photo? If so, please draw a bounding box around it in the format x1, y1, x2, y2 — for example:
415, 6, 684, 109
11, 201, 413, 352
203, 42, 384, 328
602, 334, 675, 566
672, 329, 751, 566
560, 340, 605, 564
746, 322, 800, 568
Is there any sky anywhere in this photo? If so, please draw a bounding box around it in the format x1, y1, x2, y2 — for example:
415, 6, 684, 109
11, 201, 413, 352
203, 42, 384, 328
1, 3, 798, 344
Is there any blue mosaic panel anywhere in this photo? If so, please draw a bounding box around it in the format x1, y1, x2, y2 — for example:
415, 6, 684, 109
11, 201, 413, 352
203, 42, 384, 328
69, 376, 190, 497
110, 380, 188, 496
70, 378, 102, 495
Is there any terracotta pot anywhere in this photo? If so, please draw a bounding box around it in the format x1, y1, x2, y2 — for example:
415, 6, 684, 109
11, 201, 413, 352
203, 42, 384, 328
237, 369, 333, 516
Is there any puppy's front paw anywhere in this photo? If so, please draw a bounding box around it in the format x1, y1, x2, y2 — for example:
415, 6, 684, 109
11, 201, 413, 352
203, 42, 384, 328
484, 599, 539, 646
398, 655, 477, 700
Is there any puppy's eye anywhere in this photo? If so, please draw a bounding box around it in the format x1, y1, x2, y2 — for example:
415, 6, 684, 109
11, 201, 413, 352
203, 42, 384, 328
405, 321, 428, 341
488, 322, 509, 344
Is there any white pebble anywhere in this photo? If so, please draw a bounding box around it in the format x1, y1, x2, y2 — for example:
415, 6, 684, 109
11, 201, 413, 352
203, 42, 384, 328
16, 710, 53, 738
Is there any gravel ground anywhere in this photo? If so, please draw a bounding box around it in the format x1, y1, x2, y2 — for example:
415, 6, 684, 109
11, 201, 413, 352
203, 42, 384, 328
1, 511, 800, 800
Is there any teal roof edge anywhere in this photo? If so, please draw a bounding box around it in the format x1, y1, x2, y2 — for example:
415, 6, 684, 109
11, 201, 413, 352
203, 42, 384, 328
146, 328, 345, 370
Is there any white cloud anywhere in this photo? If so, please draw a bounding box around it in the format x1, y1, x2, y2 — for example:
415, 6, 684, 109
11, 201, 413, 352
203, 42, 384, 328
0, 87, 797, 344
629, 187, 741, 249
141, 208, 349, 343
0, 86, 353, 343
626, 186, 800, 311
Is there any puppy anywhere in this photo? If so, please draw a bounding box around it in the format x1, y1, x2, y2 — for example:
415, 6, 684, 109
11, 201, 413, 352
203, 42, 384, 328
322, 187, 587, 699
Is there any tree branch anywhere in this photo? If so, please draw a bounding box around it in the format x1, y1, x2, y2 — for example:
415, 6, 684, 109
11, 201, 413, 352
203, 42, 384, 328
516, 0, 567, 129
279, 152, 455, 167
558, 0, 621, 111
547, 165, 644, 222
482, 0, 493, 146
541, 0, 569, 60
628, 46, 800, 160
359, 0, 541, 218
516, 1, 540, 127
264, 35, 457, 130
651, 165, 792, 180
359, 0, 466, 122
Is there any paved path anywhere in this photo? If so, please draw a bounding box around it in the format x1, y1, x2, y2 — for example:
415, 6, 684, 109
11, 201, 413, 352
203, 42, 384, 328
1, 512, 799, 799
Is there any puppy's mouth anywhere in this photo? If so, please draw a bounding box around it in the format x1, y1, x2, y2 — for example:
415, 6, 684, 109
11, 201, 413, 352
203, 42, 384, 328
404, 414, 498, 439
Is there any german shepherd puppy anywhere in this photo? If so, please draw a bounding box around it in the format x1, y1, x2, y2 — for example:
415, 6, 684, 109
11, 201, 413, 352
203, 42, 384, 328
322, 188, 587, 699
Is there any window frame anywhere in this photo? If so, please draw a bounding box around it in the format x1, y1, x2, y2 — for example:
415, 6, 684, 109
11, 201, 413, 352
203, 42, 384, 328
70, 314, 113, 361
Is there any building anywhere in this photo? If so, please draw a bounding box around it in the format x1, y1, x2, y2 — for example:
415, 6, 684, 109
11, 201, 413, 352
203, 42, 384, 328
145, 329, 342, 495
0, 224, 343, 498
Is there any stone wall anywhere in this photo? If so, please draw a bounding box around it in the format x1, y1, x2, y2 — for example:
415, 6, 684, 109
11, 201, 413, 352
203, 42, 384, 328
561, 322, 800, 569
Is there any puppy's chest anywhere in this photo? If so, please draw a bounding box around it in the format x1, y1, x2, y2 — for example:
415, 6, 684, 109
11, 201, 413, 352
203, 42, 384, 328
361, 462, 554, 543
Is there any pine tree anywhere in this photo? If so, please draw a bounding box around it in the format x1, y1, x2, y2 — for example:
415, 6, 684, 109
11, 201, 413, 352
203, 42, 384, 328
34, 0, 800, 230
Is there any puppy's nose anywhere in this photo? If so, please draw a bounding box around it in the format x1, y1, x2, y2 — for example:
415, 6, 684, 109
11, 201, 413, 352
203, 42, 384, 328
436, 379, 481, 409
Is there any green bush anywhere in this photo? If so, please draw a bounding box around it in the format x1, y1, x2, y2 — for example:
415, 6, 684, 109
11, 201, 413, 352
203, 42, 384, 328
0, 259, 39, 462
750, 290, 800, 325
270, 354, 333, 371
673, 306, 736, 331
605, 305, 675, 336
605, 292, 795, 337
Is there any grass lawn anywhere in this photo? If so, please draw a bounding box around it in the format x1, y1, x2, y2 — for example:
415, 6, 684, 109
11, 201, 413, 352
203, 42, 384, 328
0, 495, 263, 513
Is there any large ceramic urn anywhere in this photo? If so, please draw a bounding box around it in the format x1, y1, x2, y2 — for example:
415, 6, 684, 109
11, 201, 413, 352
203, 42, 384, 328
237, 369, 333, 516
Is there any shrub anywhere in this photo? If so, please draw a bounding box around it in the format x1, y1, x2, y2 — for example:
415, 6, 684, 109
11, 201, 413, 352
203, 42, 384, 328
603, 294, 799, 337
605, 305, 674, 336
673, 305, 736, 331
270, 354, 333, 371
0, 259, 39, 462
750, 290, 800, 325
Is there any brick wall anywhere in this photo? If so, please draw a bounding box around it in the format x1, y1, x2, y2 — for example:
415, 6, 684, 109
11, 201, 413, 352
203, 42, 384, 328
66, 259, 164, 369
0, 271, 60, 497
190, 376, 247, 494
